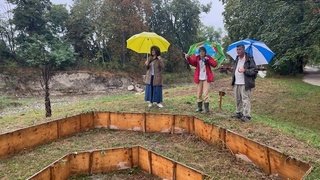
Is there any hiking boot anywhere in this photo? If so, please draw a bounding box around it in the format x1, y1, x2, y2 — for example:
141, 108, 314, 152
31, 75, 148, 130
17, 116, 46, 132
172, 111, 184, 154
196, 102, 203, 112
231, 112, 243, 119
203, 102, 209, 113
241, 116, 251, 122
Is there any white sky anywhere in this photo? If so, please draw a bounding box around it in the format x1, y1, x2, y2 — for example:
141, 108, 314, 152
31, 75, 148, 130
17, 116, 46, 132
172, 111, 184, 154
0, 0, 225, 30
200, 0, 225, 30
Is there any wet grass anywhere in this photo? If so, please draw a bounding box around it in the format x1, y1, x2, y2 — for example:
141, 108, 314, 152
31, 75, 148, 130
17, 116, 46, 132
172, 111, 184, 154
0, 96, 23, 111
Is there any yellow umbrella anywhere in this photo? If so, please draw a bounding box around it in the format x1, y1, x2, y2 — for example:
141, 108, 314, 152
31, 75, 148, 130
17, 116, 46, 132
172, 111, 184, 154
126, 32, 170, 54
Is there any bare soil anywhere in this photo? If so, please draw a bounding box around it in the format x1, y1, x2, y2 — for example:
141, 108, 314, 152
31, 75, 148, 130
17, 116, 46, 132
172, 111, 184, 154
69, 168, 161, 180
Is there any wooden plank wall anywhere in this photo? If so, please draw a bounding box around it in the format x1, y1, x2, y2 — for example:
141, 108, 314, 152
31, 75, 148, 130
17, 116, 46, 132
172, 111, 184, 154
0, 112, 94, 159
69, 152, 91, 175
0, 111, 312, 179
225, 130, 270, 174
268, 147, 313, 179
95, 112, 312, 179
0, 121, 58, 158
109, 112, 144, 131
28, 155, 70, 180
28, 146, 206, 180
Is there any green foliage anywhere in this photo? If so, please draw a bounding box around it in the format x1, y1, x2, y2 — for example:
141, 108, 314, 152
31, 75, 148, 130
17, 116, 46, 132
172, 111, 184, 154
0, 96, 22, 110
148, 0, 210, 52
0, 6, 16, 62
50, 40, 76, 69
7, 0, 75, 69
147, 0, 212, 72
66, 0, 98, 64
0, 40, 12, 63
7, 0, 51, 36
307, 45, 320, 66
18, 35, 49, 66
197, 25, 223, 43
47, 4, 69, 34
223, 0, 320, 75
1, 0, 223, 72
17, 34, 74, 69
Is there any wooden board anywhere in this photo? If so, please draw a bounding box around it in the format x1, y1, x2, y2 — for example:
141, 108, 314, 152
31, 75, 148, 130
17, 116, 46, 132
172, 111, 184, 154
194, 118, 211, 142
146, 114, 173, 133
0, 121, 58, 158
225, 130, 270, 174
176, 164, 204, 180
131, 146, 139, 167
138, 147, 150, 173
91, 148, 132, 174
268, 147, 312, 179
151, 153, 174, 180
57, 115, 81, 138
109, 112, 144, 131
80, 112, 94, 131
94, 112, 110, 128
51, 156, 70, 180
173, 115, 193, 134
194, 118, 221, 143
27, 166, 51, 180
219, 127, 226, 145
69, 152, 91, 175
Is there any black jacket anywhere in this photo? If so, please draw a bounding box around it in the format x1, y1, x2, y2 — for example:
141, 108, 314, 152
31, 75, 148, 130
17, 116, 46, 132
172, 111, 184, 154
231, 53, 258, 90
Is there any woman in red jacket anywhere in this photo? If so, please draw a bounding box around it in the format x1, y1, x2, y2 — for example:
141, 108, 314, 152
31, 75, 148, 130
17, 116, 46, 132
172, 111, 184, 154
185, 47, 218, 113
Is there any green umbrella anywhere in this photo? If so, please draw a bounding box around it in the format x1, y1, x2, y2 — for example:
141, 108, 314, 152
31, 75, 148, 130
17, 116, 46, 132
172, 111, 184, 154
187, 41, 226, 65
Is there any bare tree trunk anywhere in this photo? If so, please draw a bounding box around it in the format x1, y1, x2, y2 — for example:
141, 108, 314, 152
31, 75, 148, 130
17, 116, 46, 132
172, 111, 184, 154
42, 64, 52, 117
121, 31, 126, 65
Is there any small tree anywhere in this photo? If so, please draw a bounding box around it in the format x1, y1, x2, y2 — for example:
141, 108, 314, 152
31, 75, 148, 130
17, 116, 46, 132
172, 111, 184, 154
19, 35, 74, 117
7, 0, 74, 117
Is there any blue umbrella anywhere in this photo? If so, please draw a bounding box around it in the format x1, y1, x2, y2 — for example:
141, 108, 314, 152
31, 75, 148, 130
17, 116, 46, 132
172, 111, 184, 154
227, 39, 275, 65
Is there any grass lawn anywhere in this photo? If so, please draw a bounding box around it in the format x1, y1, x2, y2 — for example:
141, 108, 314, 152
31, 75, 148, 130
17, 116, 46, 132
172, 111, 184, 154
0, 73, 319, 179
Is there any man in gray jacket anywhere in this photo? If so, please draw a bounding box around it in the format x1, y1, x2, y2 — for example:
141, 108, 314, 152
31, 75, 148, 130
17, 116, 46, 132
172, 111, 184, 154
231, 44, 258, 122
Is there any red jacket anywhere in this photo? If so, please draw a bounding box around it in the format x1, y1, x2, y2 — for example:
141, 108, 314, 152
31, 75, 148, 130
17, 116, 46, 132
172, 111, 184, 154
186, 55, 218, 84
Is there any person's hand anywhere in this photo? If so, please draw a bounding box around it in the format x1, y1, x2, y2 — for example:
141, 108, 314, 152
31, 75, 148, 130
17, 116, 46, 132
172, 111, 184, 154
144, 60, 149, 66
157, 56, 161, 60
238, 67, 245, 73
184, 53, 189, 59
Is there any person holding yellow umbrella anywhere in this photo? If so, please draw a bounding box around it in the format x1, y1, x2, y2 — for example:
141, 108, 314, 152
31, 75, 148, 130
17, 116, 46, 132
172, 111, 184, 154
126, 32, 170, 108
144, 46, 164, 108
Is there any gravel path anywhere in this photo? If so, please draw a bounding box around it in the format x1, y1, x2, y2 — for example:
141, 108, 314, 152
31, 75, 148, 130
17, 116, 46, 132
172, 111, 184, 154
303, 66, 320, 86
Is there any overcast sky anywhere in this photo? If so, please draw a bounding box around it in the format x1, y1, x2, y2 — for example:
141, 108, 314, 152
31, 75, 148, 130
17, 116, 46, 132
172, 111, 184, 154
0, 0, 225, 30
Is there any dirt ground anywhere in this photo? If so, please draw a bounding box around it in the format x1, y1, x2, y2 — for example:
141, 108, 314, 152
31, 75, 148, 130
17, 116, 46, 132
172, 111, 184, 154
303, 66, 320, 86
0, 130, 273, 180
69, 168, 161, 180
